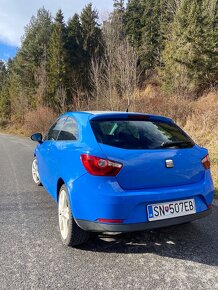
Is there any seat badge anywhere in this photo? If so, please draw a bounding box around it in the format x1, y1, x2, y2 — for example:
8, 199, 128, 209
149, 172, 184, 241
165, 159, 174, 168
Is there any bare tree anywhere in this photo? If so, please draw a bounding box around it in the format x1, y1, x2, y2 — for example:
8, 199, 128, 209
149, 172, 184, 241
116, 39, 138, 109
66, 72, 90, 111
102, 20, 118, 110
55, 86, 67, 113
90, 58, 104, 110
12, 90, 28, 125
90, 18, 139, 111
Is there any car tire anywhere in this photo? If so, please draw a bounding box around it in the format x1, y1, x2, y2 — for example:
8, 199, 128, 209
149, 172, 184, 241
32, 158, 42, 186
58, 184, 90, 247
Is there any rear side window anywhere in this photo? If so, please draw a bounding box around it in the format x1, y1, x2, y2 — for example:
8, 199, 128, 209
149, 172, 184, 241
58, 117, 79, 141
90, 119, 194, 150
45, 118, 66, 141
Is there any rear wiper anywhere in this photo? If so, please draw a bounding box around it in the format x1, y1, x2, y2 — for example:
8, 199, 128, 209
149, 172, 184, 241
160, 141, 193, 148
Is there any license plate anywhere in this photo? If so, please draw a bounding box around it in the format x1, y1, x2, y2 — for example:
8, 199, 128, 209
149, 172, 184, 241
147, 199, 196, 221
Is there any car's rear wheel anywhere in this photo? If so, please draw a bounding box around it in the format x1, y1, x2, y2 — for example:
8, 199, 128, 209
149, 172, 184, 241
32, 158, 42, 186
58, 184, 90, 247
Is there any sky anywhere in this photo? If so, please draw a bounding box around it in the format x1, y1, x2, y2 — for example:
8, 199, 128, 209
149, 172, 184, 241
0, 0, 114, 61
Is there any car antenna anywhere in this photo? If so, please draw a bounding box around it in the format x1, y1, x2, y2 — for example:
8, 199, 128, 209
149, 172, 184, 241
126, 99, 131, 112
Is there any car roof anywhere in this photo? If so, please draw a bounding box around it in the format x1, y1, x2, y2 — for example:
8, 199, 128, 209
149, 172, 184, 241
59, 111, 173, 123
83, 111, 121, 114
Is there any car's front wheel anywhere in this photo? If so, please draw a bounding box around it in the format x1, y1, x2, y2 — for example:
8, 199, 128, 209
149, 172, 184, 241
58, 184, 90, 247
32, 158, 42, 186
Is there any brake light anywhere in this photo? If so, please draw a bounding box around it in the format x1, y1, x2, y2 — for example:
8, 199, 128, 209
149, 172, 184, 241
81, 154, 122, 176
97, 218, 123, 223
128, 115, 150, 120
201, 154, 210, 170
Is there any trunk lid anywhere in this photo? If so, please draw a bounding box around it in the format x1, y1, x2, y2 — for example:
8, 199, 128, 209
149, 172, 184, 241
99, 144, 206, 189
90, 114, 207, 190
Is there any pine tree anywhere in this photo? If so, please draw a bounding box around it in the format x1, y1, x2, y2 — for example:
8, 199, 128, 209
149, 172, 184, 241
80, 3, 103, 59
140, 0, 163, 72
66, 14, 84, 90
113, 0, 125, 12
203, 0, 218, 88
185, 0, 208, 92
125, 0, 144, 49
161, 0, 217, 95
0, 60, 12, 119
0, 60, 6, 93
9, 8, 52, 111
47, 9, 68, 110
80, 3, 103, 90
112, 0, 126, 41
125, 0, 176, 75
0, 80, 11, 119
161, 0, 194, 94
67, 14, 83, 64
21, 7, 52, 68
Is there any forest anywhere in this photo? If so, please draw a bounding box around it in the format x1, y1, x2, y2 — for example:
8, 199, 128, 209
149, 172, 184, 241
0, 0, 217, 192
0, 0, 217, 118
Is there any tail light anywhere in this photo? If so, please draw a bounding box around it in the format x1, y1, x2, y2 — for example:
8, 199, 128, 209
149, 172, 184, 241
97, 218, 123, 223
81, 154, 122, 176
201, 154, 210, 170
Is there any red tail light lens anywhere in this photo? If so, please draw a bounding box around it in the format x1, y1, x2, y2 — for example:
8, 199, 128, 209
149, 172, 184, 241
201, 154, 210, 170
97, 218, 123, 223
81, 154, 122, 176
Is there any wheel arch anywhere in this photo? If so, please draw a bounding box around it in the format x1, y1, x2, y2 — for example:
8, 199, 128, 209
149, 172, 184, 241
57, 177, 76, 218
57, 178, 65, 202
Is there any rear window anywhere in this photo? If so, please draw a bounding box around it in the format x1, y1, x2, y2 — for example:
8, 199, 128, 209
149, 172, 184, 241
90, 119, 194, 150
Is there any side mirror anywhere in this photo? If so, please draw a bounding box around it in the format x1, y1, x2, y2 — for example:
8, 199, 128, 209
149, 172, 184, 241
31, 133, 43, 143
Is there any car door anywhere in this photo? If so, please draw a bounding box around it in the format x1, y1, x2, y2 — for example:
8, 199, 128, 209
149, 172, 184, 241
52, 117, 85, 195
36, 117, 66, 196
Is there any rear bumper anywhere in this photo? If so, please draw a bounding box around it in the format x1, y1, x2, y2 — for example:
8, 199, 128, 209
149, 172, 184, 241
70, 170, 214, 224
76, 208, 212, 232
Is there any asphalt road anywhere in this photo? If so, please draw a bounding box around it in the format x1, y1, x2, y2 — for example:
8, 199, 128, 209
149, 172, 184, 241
0, 133, 218, 290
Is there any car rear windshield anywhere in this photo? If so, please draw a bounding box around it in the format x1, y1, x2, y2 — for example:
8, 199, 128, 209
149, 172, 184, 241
90, 118, 195, 150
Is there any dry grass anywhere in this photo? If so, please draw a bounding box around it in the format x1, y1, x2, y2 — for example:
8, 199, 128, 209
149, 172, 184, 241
22, 106, 57, 135
184, 92, 218, 197
133, 86, 194, 125
0, 106, 57, 137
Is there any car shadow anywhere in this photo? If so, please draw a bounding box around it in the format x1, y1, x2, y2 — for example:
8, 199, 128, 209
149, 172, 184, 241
79, 202, 218, 267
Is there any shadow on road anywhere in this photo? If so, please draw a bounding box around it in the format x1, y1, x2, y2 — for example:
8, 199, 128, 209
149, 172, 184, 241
79, 203, 218, 267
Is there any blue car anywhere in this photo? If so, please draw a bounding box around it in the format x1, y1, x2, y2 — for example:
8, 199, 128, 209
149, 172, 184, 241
31, 111, 214, 246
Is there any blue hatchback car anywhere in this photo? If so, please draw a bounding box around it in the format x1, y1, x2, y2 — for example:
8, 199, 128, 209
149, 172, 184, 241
31, 111, 214, 246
